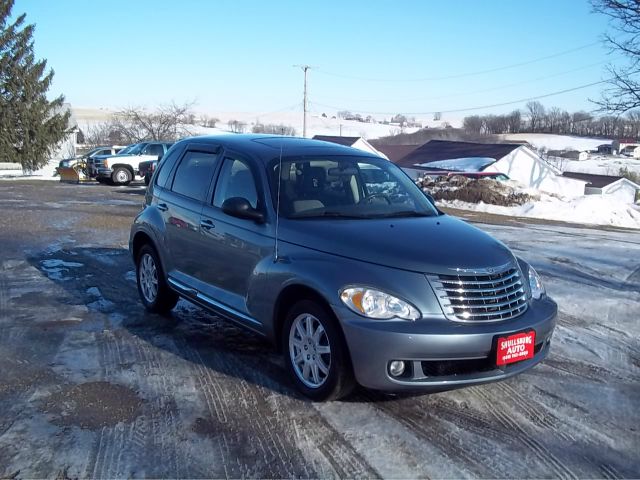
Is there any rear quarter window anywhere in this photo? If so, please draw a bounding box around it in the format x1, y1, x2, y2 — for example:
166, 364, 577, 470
155, 145, 183, 189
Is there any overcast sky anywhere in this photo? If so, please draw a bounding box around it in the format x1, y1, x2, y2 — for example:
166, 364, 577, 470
15, 0, 617, 119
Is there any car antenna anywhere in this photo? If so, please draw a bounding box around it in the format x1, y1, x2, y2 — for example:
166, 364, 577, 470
274, 138, 284, 263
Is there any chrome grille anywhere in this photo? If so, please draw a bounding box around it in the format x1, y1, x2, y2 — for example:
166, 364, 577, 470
429, 264, 529, 322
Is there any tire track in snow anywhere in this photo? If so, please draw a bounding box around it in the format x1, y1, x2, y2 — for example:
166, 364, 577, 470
473, 386, 578, 480
361, 392, 499, 478
181, 341, 309, 478
493, 382, 576, 443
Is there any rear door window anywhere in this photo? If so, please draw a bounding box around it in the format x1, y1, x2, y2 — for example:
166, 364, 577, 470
171, 151, 219, 202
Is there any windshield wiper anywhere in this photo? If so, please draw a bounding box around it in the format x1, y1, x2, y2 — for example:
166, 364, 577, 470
375, 211, 434, 218
292, 211, 368, 219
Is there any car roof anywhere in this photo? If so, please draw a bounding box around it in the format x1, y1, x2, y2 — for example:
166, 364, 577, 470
177, 134, 381, 164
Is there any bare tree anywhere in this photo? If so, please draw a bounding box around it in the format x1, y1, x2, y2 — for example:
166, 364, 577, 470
506, 110, 521, 133
82, 121, 119, 147
227, 119, 247, 133
525, 101, 545, 132
252, 123, 296, 135
463, 115, 484, 134
111, 102, 195, 142
592, 0, 640, 113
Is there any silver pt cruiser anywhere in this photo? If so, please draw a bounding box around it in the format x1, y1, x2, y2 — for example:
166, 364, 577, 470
130, 135, 557, 401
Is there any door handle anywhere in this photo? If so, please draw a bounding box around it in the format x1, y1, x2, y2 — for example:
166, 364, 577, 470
157, 203, 168, 212
200, 219, 215, 230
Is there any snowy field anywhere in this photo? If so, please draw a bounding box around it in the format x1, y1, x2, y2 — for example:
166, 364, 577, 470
502, 133, 611, 152
546, 154, 640, 177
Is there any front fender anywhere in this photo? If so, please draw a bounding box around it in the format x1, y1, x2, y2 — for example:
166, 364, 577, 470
259, 241, 442, 342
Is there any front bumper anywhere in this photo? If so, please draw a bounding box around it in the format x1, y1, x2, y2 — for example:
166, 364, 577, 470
336, 296, 557, 391
96, 167, 113, 179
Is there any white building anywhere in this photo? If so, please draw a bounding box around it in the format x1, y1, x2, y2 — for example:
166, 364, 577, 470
563, 172, 640, 204
312, 135, 389, 159
392, 140, 586, 198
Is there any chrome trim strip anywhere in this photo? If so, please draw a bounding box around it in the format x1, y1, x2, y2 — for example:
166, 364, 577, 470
168, 277, 262, 327
195, 293, 262, 326
443, 285, 524, 302
437, 276, 522, 293
438, 270, 519, 286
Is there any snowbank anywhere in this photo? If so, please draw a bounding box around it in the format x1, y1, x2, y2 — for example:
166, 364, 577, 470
442, 193, 640, 229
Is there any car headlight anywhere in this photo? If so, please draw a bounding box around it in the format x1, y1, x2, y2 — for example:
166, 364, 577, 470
340, 287, 420, 320
528, 266, 545, 300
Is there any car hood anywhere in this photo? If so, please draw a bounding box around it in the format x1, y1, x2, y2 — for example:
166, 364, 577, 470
279, 214, 516, 275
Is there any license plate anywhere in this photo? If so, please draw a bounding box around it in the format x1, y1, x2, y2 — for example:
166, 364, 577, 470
496, 331, 536, 366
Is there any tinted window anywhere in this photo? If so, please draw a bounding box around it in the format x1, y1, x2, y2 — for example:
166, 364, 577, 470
213, 158, 258, 209
171, 151, 218, 202
155, 146, 182, 188
145, 144, 165, 156
98, 149, 111, 156
268, 156, 438, 219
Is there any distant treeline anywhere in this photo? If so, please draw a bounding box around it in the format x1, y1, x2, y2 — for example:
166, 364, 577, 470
462, 101, 640, 139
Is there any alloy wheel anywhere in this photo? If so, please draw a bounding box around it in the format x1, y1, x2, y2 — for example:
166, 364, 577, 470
139, 253, 158, 303
288, 313, 331, 388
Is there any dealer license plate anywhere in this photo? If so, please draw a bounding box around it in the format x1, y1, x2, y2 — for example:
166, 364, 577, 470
496, 331, 536, 366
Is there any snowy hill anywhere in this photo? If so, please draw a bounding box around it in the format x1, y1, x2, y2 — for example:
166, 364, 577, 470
501, 133, 611, 152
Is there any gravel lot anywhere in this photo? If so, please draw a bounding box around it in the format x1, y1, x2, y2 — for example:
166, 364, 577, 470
0, 180, 638, 478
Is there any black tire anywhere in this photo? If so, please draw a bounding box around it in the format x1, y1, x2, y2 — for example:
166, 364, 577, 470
282, 299, 355, 401
112, 167, 132, 186
144, 174, 151, 186
136, 244, 178, 314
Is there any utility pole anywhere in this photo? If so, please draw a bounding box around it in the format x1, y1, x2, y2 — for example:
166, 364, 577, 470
294, 65, 311, 137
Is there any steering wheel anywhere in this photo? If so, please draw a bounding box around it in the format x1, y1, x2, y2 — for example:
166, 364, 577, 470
360, 193, 392, 205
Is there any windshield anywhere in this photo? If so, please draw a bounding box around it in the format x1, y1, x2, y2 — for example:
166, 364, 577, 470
119, 143, 146, 155
83, 147, 103, 158
269, 155, 439, 219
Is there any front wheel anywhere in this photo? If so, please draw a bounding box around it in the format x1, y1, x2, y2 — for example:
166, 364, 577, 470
136, 245, 178, 314
112, 167, 132, 186
283, 300, 355, 401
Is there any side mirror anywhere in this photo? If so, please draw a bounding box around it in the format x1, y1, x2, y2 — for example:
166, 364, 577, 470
221, 197, 265, 223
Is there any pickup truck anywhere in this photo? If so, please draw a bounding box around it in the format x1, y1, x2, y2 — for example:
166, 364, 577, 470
88, 141, 173, 185
58, 145, 126, 170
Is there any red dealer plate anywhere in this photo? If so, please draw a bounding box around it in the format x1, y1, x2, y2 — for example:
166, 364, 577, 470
496, 331, 536, 366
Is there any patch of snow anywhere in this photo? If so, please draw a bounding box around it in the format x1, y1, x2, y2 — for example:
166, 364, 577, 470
546, 154, 640, 177
40, 259, 84, 281
86, 287, 102, 297
502, 134, 610, 152
87, 297, 115, 313
443, 194, 640, 229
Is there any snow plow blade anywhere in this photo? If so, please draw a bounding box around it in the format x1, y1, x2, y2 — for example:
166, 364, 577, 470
57, 165, 88, 183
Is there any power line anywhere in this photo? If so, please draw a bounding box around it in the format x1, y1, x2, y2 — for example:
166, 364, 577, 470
313, 60, 610, 105
310, 78, 610, 116
315, 42, 601, 83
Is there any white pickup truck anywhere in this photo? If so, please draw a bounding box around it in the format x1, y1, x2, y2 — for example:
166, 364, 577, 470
89, 141, 173, 185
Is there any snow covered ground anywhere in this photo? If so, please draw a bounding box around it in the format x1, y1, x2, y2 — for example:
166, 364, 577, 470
502, 133, 610, 152
546, 153, 640, 177
1, 181, 638, 477
442, 194, 640, 229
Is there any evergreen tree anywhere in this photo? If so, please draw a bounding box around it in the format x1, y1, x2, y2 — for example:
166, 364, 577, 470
0, 0, 69, 171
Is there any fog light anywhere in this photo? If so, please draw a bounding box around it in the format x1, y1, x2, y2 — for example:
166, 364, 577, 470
389, 360, 405, 377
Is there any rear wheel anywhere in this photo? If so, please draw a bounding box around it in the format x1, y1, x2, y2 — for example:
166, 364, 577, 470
283, 300, 355, 401
136, 244, 178, 314
112, 167, 132, 186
